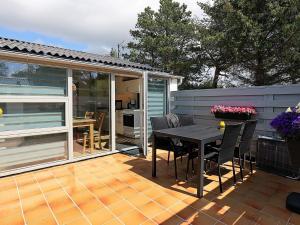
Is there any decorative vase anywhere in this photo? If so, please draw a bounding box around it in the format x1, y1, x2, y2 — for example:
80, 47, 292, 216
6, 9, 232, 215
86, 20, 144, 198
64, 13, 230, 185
287, 138, 300, 167
214, 112, 252, 120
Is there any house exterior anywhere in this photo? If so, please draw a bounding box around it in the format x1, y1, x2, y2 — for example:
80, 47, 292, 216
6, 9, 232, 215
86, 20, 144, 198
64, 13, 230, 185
0, 37, 182, 177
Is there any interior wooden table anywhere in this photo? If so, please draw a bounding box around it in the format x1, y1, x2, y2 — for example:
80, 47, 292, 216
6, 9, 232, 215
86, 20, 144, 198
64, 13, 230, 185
152, 125, 224, 198
73, 118, 96, 153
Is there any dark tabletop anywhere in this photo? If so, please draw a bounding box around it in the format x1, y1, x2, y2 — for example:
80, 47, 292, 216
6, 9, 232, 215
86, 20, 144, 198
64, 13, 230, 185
153, 125, 224, 144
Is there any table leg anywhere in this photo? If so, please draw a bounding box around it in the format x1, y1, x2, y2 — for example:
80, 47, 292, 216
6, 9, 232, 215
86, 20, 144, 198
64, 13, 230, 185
197, 141, 204, 198
152, 134, 156, 177
89, 123, 94, 153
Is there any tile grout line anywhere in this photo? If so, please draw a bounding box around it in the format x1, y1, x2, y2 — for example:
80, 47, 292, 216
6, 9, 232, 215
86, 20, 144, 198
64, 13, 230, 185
13, 177, 28, 225
50, 170, 93, 225
33, 174, 60, 225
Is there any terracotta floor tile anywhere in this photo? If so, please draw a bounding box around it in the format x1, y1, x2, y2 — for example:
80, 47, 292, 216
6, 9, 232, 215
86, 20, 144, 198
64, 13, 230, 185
25, 215, 57, 225
188, 211, 218, 225
103, 218, 124, 225
77, 198, 105, 214
65, 216, 90, 225
87, 207, 115, 224
98, 193, 123, 206
139, 201, 165, 219
0, 212, 25, 225
0, 150, 298, 225
119, 209, 148, 225
126, 193, 152, 207
54, 207, 84, 224
117, 186, 139, 199
261, 204, 292, 221
143, 187, 165, 199
141, 219, 158, 225
153, 210, 184, 225
289, 213, 300, 225
108, 199, 135, 216
168, 201, 189, 215
154, 194, 179, 208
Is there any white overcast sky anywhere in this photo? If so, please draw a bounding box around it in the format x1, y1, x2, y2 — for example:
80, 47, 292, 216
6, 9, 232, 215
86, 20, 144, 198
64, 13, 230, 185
0, 0, 209, 54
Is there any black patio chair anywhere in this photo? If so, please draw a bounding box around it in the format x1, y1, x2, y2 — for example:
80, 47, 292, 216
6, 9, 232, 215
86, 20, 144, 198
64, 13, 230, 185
204, 123, 243, 192
150, 116, 188, 179
178, 115, 195, 126
235, 120, 257, 180
185, 123, 243, 192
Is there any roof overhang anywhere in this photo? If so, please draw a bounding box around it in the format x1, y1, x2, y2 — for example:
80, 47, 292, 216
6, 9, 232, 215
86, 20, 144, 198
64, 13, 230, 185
0, 49, 183, 80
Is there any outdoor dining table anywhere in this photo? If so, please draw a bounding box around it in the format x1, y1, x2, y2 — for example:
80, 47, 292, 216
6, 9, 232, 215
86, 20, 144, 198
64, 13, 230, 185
73, 118, 96, 152
152, 125, 224, 198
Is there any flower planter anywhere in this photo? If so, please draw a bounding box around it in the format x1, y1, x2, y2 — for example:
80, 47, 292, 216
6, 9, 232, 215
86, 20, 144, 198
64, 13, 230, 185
214, 112, 252, 120
256, 136, 299, 177
287, 139, 300, 167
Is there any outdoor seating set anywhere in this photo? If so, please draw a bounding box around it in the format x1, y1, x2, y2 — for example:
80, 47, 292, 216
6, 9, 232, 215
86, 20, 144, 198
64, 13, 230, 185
73, 111, 105, 153
151, 114, 257, 195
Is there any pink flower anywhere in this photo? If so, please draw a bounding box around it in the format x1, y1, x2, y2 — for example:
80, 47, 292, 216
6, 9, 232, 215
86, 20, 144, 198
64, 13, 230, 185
210, 105, 257, 115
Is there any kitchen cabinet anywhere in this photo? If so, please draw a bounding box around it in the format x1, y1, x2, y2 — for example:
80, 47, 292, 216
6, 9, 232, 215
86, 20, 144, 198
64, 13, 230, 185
116, 79, 140, 94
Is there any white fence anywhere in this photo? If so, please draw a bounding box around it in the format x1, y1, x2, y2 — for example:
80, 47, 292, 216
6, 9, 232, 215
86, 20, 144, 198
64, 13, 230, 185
171, 84, 300, 138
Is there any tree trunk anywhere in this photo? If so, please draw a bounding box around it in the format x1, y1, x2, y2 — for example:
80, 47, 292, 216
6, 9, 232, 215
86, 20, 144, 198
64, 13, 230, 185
212, 67, 221, 88
254, 53, 266, 86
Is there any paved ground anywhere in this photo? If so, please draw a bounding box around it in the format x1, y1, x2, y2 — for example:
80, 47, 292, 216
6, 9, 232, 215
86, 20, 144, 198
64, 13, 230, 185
0, 150, 299, 225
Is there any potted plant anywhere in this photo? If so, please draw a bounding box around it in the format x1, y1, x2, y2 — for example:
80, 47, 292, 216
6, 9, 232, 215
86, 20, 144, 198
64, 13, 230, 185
270, 103, 300, 177
211, 105, 257, 120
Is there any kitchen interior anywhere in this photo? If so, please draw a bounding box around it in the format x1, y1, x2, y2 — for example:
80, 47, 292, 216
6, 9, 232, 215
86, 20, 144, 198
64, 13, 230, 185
115, 76, 141, 150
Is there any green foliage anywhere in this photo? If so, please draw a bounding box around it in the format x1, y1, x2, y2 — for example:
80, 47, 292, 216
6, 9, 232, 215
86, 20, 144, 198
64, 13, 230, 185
128, 0, 300, 89
199, 0, 300, 86
127, 0, 196, 76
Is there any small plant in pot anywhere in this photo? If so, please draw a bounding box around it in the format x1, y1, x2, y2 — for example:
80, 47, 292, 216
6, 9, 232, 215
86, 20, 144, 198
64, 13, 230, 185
270, 103, 300, 179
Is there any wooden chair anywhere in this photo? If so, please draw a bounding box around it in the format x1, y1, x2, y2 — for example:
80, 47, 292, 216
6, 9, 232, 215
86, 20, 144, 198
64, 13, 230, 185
83, 112, 105, 152
85, 111, 94, 119
75, 111, 95, 141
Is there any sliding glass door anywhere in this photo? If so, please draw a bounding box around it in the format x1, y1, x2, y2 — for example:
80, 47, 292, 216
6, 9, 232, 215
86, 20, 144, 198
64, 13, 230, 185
147, 77, 167, 138
72, 70, 110, 158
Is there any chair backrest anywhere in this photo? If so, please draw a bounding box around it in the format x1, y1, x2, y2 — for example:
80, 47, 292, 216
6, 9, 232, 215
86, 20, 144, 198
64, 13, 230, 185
179, 115, 195, 126
95, 112, 105, 134
218, 123, 243, 163
239, 120, 257, 155
85, 111, 95, 119
150, 116, 169, 131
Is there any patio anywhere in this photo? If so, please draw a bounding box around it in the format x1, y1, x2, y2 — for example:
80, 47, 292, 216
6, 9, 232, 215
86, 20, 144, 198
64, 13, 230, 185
1, 149, 299, 225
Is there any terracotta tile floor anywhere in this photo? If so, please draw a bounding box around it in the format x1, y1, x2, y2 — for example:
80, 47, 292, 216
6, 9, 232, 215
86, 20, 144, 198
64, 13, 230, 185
0, 150, 299, 225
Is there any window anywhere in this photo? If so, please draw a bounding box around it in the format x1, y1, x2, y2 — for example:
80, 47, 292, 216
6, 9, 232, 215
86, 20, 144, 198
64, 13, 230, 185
0, 103, 65, 132
0, 60, 68, 174
0, 60, 67, 96
0, 133, 68, 172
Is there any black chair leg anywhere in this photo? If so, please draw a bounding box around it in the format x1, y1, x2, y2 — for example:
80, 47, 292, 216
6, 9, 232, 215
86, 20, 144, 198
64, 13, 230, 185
191, 158, 195, 173
174, 154, 178, 180
186, 158, 190, 181
167, 151, 170, 165
218, 165, 223, 193
250, 156, 253, 174
232, 159, 236, 184
239, 156, 243, 181
181, 156, 183, 163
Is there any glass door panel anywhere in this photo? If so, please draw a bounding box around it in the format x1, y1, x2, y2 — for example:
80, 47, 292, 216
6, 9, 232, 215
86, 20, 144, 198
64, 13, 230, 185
72, 70, 110, 158
147, 78, 167, 138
